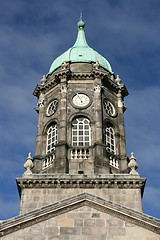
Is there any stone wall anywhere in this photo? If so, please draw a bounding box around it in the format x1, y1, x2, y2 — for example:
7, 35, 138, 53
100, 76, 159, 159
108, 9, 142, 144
2, 206, 159, 240
17, 174, 145, 215
20, 187, 142, 215
17, 174, 145, 214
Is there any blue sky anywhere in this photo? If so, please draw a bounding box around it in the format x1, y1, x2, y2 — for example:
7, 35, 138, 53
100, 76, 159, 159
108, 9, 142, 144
0, 0, 160, 220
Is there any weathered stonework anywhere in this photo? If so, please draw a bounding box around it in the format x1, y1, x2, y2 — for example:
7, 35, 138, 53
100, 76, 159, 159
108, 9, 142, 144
16, 174, 145, 214
1, 193, 160, 239
33, 62, 129, 175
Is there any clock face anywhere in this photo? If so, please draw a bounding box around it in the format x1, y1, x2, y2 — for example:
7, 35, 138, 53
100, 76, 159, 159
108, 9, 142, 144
103, 99, 116, 117
47, 100, 58, 116
71, 92, 92, 109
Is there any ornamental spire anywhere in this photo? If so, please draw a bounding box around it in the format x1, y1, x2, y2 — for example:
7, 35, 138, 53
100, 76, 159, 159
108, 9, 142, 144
78, 12, 85, 29
73, 16, 88, 48
80, 11, 82, 21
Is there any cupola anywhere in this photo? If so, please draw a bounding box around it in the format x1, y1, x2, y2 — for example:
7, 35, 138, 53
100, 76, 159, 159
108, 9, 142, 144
47, 17, 113, 75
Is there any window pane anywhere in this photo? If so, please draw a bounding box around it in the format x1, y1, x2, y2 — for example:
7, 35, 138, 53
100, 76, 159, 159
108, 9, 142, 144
72, 117, 91, 146
85, 131, 89, 135
105, 125, 115, 153
46, 124, 58, 154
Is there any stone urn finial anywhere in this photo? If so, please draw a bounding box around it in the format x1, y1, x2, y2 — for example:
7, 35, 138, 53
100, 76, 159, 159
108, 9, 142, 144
93, 60, 100, 70
24, 152, 34, 175
115, 75, 121, 85
61, 61, 68, 70
128, 152, 139, 174
41, 75, 46, 85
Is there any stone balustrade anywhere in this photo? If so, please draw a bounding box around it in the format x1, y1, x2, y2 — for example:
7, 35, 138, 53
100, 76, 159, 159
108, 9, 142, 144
42, 152, 56, 169
71, 148, 90, 160
107, 151, 119, 169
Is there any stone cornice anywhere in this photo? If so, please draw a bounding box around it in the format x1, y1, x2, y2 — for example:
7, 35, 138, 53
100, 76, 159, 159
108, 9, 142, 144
33, 84, 42, 96
102, 78, 128, 97
70, 72, 94, 80
16, 174, 146, 197
0, 192, 159, 237
33, 76, 58, 97
33, 67, 128, 98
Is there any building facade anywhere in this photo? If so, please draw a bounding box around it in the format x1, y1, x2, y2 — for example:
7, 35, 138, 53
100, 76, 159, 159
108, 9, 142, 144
0, 18, 160, 239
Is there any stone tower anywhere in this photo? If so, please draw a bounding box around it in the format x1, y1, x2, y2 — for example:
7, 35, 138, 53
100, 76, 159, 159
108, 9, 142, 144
16, 17, 145, 214
33, 18, 128, 175
1, 18, 160, 240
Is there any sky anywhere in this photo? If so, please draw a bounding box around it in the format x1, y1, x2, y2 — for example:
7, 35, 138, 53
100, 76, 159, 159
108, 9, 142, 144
0, 0, 160, 220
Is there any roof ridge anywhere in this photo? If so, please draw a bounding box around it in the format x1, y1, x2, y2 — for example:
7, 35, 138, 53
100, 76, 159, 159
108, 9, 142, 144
1, 192, 160, 237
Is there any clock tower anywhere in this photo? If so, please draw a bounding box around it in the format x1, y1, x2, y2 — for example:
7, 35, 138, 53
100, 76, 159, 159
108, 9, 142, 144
3, 17, 160, 240
16, 18, 145, 216
32, 18, 129, 176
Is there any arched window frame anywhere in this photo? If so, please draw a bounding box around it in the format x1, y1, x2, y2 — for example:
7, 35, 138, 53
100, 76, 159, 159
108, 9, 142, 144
104, 123, 115, 154
72, 117, 91, 147
46, 123, 58, 154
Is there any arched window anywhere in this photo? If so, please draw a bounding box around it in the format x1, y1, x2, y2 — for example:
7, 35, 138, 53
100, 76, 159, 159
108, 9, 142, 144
46, 124, 58, 154
72, 117, 91, 146
105, 124, 115, 154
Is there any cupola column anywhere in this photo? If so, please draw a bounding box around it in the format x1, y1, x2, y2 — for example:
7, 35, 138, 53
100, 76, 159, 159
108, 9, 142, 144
94, 79, 103, 143
55, 76, 68, 173
34, 92, 45, 172
117, 89, 128, 172
94, 77, 109, 173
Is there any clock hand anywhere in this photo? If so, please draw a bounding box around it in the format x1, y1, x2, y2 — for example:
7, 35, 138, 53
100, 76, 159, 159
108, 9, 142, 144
77, 93, 83, 102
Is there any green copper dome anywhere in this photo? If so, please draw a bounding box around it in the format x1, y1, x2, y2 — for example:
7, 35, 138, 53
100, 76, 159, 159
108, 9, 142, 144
47, 19, 113, 75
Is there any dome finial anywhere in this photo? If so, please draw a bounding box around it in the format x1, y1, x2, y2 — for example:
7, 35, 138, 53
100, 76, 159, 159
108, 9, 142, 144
78, 12, 85, 28
80, 11, 82, 21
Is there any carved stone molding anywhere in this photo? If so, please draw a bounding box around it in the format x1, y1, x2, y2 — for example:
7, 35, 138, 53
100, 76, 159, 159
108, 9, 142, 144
17, 178, 145, 189
71, 72, 94, 80
93, 60, 100, 69
16, 174, 146, 192
38, 94, 45, 107
94, 85, 101, 93
33, 77, 59, 97
60, 84, 68, 93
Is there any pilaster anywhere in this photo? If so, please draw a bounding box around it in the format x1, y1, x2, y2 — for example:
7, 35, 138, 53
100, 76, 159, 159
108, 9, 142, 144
94, 78, 110, 173
117, 89, 128, 172
55, 76, 68, 173
33, 93, 45, 172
